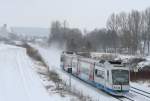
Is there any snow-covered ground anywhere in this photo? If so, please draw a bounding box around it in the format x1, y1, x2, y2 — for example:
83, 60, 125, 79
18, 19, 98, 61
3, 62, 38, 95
0, 44, 52, 101
131, 82, 150, 92
3, 42, 148, 101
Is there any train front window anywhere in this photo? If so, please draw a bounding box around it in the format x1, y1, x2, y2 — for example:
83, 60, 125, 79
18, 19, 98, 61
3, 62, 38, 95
112, 70, 129, 85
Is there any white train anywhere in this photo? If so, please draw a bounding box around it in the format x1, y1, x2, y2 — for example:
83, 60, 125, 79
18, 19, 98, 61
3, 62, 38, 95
60, 52, 130, 96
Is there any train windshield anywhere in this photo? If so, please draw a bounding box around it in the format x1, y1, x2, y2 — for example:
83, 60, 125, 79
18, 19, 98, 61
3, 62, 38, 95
112, 70, 129, 85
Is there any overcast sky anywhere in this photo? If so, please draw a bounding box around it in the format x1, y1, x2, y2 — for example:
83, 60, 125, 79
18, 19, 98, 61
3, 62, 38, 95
0, 0, 150, 30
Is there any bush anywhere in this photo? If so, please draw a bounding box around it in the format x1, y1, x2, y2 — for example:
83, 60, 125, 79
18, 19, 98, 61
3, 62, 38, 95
48, 70, 62, 89
129, 57, 146, 64
23, 44, 47, 67
130, 70, 150, 81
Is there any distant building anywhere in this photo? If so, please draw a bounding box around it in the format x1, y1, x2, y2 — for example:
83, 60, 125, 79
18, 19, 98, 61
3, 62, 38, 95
0, 24, 10, 39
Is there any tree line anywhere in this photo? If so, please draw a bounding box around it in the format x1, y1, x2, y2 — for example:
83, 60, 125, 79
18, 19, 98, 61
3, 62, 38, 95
48, 7, 150, 55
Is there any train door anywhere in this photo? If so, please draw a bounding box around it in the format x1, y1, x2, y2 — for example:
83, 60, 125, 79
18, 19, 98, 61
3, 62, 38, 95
105, 70, 112, 90
60, 54, 64, 69
89, 63, 94, 81
64, 56, 73, 71
94, 65, 105, 88
72, 57, 78, 75
78, 60, 91, 81
77, 59, 81, 75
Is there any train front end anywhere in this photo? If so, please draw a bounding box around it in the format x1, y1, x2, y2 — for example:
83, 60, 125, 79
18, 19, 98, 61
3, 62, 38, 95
111, 69, 130, 96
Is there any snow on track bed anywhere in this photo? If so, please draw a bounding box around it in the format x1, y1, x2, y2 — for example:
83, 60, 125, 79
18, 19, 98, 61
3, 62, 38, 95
117, 96, 134, 101
124, 89, 150, 101
130, 87, 150, 99
32, 44, 150, 101
131, 82, 150, 93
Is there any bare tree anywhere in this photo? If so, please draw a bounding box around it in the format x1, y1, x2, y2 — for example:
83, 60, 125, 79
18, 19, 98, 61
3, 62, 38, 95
48, 21, 62, 44
107, 13, 119, 32
128, 10, 142, 54
144, 8, 150, 55
106, 13, 120, 53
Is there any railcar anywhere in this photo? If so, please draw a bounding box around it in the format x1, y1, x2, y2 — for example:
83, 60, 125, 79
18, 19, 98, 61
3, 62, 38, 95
60, 52, 130, 96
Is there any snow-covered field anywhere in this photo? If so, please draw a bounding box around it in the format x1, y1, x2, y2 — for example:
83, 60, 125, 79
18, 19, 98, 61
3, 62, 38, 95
0, 44, 52, 101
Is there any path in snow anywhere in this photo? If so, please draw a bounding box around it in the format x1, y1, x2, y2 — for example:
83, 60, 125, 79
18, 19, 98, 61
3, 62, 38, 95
0, 45, 52, 101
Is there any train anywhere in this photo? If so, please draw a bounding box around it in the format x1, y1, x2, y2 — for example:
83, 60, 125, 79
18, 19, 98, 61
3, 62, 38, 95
60, 51, 130, 96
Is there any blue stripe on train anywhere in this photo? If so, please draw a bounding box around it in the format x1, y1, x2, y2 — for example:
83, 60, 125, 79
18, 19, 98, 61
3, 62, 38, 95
73, 74, 129, 95
62, 67, 129, 96
86, 79, 129, 95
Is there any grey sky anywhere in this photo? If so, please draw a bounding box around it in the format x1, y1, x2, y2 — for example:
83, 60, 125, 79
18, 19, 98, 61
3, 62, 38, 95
0, 0, 150, 30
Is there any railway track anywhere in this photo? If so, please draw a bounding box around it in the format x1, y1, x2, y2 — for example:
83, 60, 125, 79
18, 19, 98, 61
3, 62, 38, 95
121, 86, 150, 101
131, 86, 150, 97
115, 96, 135, 101
130, 86, 150, 100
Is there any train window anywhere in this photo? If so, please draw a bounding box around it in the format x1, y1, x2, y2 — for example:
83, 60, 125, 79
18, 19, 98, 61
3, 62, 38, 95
95, 69, 97, 74
80, 64, 89, 75
112, 70, 129, 85
107, 71, 109, 81
95, 69, 104, 79
60, 56, 64, 62
66, 51, 74, 54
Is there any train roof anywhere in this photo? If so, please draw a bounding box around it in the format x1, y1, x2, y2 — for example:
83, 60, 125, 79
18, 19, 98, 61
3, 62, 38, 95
62, 52, 129, 70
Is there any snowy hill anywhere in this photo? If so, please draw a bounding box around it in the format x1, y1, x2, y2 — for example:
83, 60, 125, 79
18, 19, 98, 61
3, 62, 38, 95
11, 27, 49, 37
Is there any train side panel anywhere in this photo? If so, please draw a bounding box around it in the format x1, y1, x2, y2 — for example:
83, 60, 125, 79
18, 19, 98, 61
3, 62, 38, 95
78, 59, 94, 82
94, 64, 106, 89
104, 69, 114, 94
72, 57, 78, 75
61, 53, 130, 96
64, 56, 73, 71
